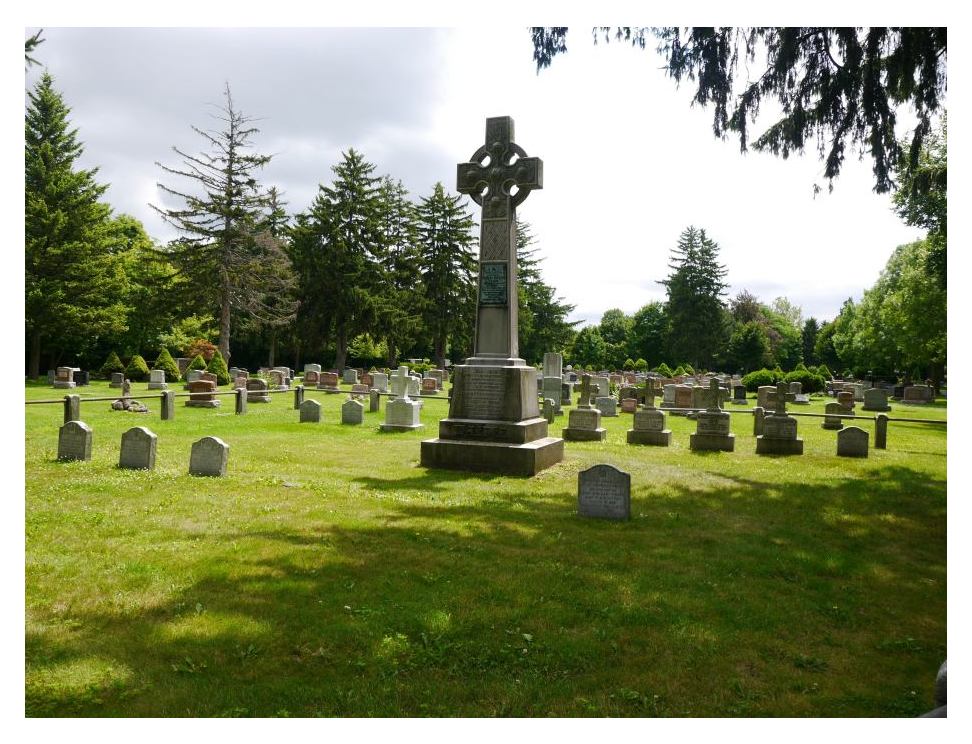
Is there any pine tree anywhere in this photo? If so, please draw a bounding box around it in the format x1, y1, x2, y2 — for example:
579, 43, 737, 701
206, 348, 231, 385
152, 83, 288, 364
374, 177, 422, 367
516, 221, 578, 364
25, 72, 127, 378
659, 226, 728, 369
290, 149, 385, 369
416, 183, 477, 368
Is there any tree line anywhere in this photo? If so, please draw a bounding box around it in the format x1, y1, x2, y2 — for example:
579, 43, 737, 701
25, 76, 576, 377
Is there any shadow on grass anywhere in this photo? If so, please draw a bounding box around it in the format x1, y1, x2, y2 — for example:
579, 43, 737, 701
26, 465, 946, 717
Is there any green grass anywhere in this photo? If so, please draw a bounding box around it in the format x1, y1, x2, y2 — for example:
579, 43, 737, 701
25, 380, 946, 716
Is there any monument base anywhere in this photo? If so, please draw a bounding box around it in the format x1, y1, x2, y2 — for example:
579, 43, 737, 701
147, 382, 168, 390
185, 400, 221, 408
53, 382, 76, 390
627, 429, 671, 446
420, 436, 564, 476
247, 396, 272, 403
756, 436, 804, 455
821, 421, 844, 430
563, 427, 607, 442
689, 432, 735, 452
317, 385, 341, 394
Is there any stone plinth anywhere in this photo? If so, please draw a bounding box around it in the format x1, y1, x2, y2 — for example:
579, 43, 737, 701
421, 362, 563, 472
382, 397, 423, 432
562, 406, 607, 442
627, 407, 671, 446
690, 411, 734, 452
756, 414, 804, 455
186, 380, 220, 408
862, 388, 891, 411
318, 372, 340, 393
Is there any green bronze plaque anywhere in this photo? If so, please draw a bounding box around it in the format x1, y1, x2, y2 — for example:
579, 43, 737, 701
479, 261, 508, 306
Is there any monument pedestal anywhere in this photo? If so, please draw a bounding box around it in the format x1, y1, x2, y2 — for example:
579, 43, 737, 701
562, 405, 607, 442
689, 410, 735, 452
627, 407, 671, 446
421, 361, 563, 475
756, 413, 804, 455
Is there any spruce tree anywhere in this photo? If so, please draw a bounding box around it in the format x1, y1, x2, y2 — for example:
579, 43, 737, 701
659, 226, 728, 369
416, 183, 477, 368
25, 72, 127, 378
153, 83, 287, 364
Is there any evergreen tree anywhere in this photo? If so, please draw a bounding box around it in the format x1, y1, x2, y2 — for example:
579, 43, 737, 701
569, 326, 607, 369
374, 177, 422, 367
99, 351, 125, 378
292, 149, 386, 370
801, 317, 820, 367
416, 182, 477, 368
206, 348, 231, 385
152, 83, 287, 364
125, 354, 150, 382
659, 226, 728, 369
628, 302, 669, 368
725, 321, 772, 372
516, 221, 578, 363
25, 72, 127, 378
153, 347, 182, 382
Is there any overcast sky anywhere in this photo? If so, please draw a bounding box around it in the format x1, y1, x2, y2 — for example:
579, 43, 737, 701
24, 25, 931, 326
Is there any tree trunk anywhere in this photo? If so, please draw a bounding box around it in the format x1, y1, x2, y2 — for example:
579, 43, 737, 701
219, 271, 232, 363
293, 338, 301, 373
29, 328, 41, 379
268, 331, 277, 368
386, 341, 397, 370
334, 326, 347, 371
434, 334, 446, 370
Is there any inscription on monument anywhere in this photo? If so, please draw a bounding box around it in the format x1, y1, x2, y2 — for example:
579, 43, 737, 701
459, 367, 508, 419
478, 262, 508, 306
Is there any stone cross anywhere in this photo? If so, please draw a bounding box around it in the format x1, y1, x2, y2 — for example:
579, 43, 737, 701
457, 116, 542, 361
579, 374, 593, 408
643, 381, 656, 409
776, 381, 788, 414
708, 377, 722, 411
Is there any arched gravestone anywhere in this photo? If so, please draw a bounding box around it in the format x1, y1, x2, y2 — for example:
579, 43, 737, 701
299, 398, 321, 423
58, 420, 92, 461
189, 436, 229, 476
342, 397, 364, 425
578, 464, 631, 521
837, 426, 869, 458
420, 116, 563, 477
119, 426, 157, 470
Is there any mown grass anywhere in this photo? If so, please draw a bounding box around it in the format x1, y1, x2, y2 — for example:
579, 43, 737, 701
25, 380, 946, 717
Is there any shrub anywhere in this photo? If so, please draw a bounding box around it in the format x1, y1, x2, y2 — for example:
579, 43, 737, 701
186, 338, 218, 363
634, 358, 648, 372
206, 349, 231, 385
681, 363, 695, 375
99, 351, 126, 378
816, 364, 833, 380
124, 354, 150, 382
153, 347, 181, 382
794, 362, 807, 372
622, 358, 635, 371
672, 365, 686, 376
187, 354, 207, 372
654, 362, 673, 377
742, 368, 781, 392
783, 369, 826, 394
842, 369, 854, 379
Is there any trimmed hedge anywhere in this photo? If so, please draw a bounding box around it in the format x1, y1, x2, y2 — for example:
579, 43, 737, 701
153, 348, 181, 382
742, 368, 782, 392
100, 351, 126, 378
187, 354, 207, 372
654, 362, 673, 377
206, 349, 231, 385
783, 369, 826, 394
124, 354, 150, 382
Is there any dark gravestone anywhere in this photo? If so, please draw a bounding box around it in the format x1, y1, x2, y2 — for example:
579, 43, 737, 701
63, 394, 80, 424
75, 370, 90, 386
294, 385, 305, 410
161, 390, 175, 420
578, 464, 631, 521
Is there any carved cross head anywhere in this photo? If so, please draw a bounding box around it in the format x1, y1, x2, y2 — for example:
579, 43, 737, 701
457, 116, 543, 220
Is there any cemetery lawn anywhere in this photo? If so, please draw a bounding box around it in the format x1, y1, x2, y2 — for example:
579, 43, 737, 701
25, 381, 946, 717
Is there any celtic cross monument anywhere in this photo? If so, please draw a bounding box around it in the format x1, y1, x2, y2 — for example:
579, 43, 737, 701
420, 116, 564, 475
